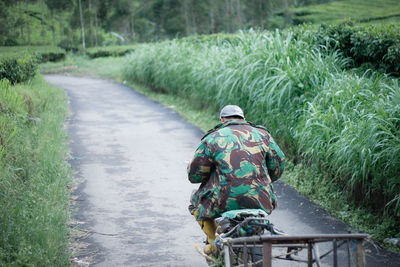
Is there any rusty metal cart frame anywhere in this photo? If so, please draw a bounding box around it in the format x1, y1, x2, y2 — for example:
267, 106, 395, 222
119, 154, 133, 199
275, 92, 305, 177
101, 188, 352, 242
222, 233, 369, 267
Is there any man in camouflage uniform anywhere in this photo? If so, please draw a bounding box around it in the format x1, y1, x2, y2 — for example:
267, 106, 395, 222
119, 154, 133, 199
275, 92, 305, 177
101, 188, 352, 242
188, 105, 285, 254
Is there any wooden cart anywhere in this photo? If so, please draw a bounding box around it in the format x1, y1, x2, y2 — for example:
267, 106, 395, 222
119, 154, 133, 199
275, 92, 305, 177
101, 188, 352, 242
222, 233, 369, 267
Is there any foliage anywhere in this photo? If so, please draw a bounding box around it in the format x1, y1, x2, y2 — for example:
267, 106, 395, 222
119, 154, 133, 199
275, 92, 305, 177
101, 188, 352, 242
0, 76, 71, 266
0, 46, 66, 62
295, 23, 400, 76
0, 52, 39, 84
39, 51, 399, 244
0, 46, 66, 84
2, 0, 400, 48
122, 29, 400, 221
39, 53, 127, 78
86, 45, 135, 58
178, 33, 242, 47
283, 162, 400, 243
290, 0, 400, 25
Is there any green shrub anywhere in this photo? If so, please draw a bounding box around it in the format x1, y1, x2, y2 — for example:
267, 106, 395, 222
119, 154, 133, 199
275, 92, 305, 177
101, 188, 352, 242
0, 76, 71, 265
178, 33, 242, 46
296, 23, 400, 75
0, 52, 39, 84
86, 45, 135, 58
0, 46, 66, 63
123, 30, 400, 221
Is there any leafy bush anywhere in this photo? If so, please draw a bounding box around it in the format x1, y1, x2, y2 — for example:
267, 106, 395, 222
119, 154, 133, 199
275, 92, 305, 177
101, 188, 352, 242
0, 46, 67, 84
178, 33, 242, 46
58, 38, 79, 52
86, 45, 135, 58
0, 46, 66, 63
0, 76, 70, 265
296, 23, 400, 75
123, 30, 400, 221
0, 52, 39, 84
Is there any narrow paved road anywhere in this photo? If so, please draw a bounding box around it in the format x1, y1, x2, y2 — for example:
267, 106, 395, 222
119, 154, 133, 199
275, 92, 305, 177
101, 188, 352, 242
45, 75, 400, 267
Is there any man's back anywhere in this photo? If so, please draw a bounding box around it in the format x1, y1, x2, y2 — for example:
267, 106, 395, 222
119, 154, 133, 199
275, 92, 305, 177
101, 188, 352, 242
188, 120, 285, 221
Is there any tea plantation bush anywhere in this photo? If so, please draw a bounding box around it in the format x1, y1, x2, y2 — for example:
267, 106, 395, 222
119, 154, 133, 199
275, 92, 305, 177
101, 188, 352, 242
296, 23, 400, 76
86, 45, 135, 58
0, 46, 66, 63
0, 52, 39, 84
178, 33, 241, 47
0, 46, 66, 84
0, 76, 71, 265
123, 30, 400, 221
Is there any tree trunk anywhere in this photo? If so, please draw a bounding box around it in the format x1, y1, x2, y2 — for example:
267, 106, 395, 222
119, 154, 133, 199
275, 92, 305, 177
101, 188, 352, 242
157, 0, 167, 39
209, 1, 215, 34
19, 1, 24, 43
182, 0, 190, 36
190, 0, 196, 34
40, 0, 46, 39
89, 0, 93, 47
235, 0, 242, 30
94, 2, 99, 46
283, 0, 292, 26
50, 10, 56, 46
259, 0, 264, 30
225, 0, 232, 32
78, 0, 86, 54
130, 11, 135, 42
265, 0, 273, 29
25, 0, 31, 46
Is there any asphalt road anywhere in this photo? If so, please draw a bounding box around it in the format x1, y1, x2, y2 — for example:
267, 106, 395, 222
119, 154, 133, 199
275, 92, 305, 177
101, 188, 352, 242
44, 75, 400, 267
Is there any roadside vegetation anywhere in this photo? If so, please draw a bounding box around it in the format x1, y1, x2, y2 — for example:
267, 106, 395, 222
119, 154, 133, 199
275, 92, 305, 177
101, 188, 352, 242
2, 0, 399, 264
0, 46, 67, 84
86, 45, 136, 58
0, 76, 71, 265
38, 22, 400, 248
121, 25, 400, 246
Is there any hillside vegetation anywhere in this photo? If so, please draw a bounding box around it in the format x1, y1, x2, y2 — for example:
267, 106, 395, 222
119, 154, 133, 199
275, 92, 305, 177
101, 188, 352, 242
0, 75, 71, 264
290, 0, 400, 25
122, 25, 400, 241
2, 0, 399, 49
0, 46, 66, 84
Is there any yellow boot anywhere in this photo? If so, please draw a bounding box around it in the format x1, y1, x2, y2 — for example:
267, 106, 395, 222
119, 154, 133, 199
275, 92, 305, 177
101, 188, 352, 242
198, 219, 217, 255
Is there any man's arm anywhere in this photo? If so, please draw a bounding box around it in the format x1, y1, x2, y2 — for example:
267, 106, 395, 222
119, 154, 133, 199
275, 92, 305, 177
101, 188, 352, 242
187, 141, 213, 183
266, 136, 285, 182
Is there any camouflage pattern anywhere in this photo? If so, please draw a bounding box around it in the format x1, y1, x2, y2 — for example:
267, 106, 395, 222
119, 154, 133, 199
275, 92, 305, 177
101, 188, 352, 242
188, 120, 285, 221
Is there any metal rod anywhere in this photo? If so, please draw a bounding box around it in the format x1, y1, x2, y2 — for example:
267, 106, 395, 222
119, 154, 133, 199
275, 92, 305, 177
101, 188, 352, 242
313, 244, 321, 267
224, 245, 231, 267
226, 234, 368, 244
243, 242, 248, 267
308, 242, 313, 267
262, 241, 272, 267
347, 240, 352, 267
316, 240, 346, 261
333, 239, 338, 267
356, 239, 364, 267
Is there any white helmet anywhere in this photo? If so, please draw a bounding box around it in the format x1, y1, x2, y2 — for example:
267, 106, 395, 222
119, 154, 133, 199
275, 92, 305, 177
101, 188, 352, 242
220, 105, 244, 119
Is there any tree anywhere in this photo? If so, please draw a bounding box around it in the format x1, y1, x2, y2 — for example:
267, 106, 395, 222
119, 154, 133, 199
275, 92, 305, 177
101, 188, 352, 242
78, 0, 86, 54
46, 0, 72, 45
40, 0, 46, 38
88, 0, 93, 46
25, 0, 31, 46
94, 0, 99, 46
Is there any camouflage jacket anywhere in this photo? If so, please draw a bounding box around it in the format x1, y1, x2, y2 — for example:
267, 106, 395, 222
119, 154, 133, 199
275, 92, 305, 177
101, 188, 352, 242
188, 120, 285, 221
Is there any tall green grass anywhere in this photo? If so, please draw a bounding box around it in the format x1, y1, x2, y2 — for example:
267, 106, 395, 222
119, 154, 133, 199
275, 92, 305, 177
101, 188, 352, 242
0, 75, 71, 265
123, 29, 400, 220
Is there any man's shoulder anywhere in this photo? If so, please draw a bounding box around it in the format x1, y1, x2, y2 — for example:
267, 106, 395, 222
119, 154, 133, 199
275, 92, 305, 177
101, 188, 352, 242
202, 120, 269, 141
